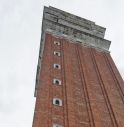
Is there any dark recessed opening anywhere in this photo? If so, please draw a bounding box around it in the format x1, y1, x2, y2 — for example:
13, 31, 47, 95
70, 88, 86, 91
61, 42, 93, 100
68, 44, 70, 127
55, 53, 59, 56
55, 65, 59, 68
55, 80, 59, 84
55, 100, 60, 105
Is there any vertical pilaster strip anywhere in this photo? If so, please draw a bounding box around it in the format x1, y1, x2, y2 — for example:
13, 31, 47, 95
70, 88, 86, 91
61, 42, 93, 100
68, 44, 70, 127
90, 48, 117, 127
61, 38, 69, 127
48, 34, 53, 126
105, 54, 124, 93
104, 53, 124, 104
91, 49, 118, 127
75, 44, 91, 127
77, 44, 95, 127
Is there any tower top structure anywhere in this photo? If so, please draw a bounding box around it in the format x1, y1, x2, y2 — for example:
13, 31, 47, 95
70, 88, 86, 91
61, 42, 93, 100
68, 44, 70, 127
42, 6, 111, 51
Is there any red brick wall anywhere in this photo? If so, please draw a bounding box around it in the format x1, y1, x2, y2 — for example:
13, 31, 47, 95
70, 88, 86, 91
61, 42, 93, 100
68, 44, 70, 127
32, 33, 124, 127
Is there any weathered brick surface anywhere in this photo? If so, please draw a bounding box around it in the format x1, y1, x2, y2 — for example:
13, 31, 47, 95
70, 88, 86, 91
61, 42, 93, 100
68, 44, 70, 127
32, 33, 124, 127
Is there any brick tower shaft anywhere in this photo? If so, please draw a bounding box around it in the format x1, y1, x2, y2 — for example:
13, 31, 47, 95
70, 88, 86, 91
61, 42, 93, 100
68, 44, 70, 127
32, 6, 124, 127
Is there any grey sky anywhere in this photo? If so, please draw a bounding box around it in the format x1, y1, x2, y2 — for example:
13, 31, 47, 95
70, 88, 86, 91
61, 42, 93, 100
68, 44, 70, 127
0, 0, 123, 127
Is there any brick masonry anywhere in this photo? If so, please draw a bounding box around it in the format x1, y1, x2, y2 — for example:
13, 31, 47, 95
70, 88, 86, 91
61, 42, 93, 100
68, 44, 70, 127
32, 33, 124, 127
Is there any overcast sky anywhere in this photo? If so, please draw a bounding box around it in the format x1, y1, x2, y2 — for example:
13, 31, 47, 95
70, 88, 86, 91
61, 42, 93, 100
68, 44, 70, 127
0, 0, 124, 127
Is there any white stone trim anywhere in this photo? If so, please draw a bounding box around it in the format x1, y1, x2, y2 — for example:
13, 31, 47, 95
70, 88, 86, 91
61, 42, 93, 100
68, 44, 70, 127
54, 41, 60, 45
54, 51, 61, 56
53, 79, 61, 85
53, 98, 62, 106
53, 124, 63, 127
53, 64, 61, 69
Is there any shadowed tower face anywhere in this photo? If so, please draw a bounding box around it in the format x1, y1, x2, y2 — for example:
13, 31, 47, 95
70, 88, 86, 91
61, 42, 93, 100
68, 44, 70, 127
32, 6, 124, 127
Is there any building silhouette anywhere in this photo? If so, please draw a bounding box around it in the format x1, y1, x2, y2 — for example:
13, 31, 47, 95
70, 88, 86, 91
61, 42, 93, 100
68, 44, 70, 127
32, 6, 124, 127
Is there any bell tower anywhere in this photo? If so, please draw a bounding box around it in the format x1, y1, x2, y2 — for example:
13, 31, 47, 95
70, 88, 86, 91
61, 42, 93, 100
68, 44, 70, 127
32, 6, 124, 127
